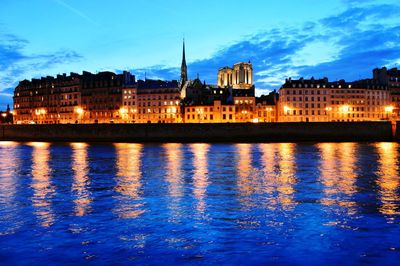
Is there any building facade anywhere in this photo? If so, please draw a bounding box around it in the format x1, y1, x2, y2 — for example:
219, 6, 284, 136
373, 67, 400, 119
135, 80, 181, 123
278, 78, 391, 122
217, 62, 253, 89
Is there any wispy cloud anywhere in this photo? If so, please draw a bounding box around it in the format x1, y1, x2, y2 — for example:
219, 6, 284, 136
52, 0, 98, 26
0, 32, 83, 108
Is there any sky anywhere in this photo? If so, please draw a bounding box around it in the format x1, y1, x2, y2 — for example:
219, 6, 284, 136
1, 0, 400, 109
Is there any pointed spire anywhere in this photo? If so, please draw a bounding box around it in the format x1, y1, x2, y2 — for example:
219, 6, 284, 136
182, 38, 186, 66
181, 38, 188, 85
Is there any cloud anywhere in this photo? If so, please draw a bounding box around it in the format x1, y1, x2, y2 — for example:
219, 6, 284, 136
52, 0, 98, 26
0, 33, 82, 109
137, 2, 400, 95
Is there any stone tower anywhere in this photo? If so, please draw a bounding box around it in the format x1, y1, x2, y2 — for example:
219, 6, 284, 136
181, 39, 188, 85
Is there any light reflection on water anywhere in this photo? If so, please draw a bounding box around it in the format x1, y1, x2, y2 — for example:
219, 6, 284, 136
375, 142, 400, 216
71, 143, 91, 217
114, 143, 144, 219
29, 142, 55, 227
0, 142, 399, 264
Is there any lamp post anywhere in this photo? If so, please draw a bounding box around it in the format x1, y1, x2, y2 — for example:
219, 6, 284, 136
75, 107, 84, 124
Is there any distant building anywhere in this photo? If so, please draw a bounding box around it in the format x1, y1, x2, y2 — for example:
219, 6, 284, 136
217, 62, 253, 89
135, 79, 181, 123
0, 105, 13, 124
13, 71, 135, 124
373, 67, 400, 118
255, 91, 278, 123
278, 77, 390, 122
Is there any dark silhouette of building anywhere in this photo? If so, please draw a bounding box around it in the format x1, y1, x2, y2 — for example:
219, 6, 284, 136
180, 39, 188, 86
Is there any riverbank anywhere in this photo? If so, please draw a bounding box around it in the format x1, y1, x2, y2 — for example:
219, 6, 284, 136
0, 122, 396, 142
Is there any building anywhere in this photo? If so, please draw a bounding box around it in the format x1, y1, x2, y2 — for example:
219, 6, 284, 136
278, 77, 391, 122
135, 79, 181, 123
183, 62, 256, 123
13, 70, 136, 124
80, 71, 134, 124
217, 62, 253, 89
0, 105, 13, 124
255, 91, 278, 123
373, 67, 400, 119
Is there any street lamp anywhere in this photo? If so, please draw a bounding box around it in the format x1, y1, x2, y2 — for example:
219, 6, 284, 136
384, 105, 394, 120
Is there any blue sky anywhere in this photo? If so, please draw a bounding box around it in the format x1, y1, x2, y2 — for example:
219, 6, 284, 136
1, 0, 400, 109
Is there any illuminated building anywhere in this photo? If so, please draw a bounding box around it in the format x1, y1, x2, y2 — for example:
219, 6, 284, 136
81, 71, 135, 124
373, 67, 400, 119
255, 91, 278, 122
278, 77, 390, 122
218, 62, 253, 89
13, 70, 135, 124
135, 79, 181, 123
0, 105, 13, 124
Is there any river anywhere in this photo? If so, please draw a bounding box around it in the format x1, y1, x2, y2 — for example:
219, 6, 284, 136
0, 142, 399, 264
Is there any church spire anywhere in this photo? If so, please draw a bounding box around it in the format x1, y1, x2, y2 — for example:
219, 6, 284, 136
181, 39, 188, 85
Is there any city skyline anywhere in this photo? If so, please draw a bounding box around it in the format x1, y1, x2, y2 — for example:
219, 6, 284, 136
1, 0, 400, 109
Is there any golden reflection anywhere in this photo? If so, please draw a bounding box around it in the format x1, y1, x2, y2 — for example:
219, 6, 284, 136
30, 142, 54, 227
0, 141, 19, 147
276, 143, 297, 208
190, 143, 209, 214
71, 143, 91, 216
259, 144, 277, 197
375, 142, 400, 216
163, 143, 183, 222
236, 144, 254, 197
0, 143, 19, 208
318, 143, 357, 211
259, 143, 297, 210
115, 143, 144, 218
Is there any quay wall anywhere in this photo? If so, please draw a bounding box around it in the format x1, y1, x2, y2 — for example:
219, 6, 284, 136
0, 122, 394, 142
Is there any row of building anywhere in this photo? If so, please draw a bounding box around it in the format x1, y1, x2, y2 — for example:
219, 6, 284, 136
12, 42, 400, 124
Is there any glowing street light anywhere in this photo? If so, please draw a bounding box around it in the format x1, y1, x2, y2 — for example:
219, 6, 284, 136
119, 107, 127, 115
339, 105, 350, 113
75, 107, 84, 115
384, 106, 394, 113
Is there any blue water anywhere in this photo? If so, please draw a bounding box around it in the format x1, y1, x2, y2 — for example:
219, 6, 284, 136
0, 142, 399, 265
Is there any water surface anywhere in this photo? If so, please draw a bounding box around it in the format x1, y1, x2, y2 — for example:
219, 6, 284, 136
0, 142, 399, 265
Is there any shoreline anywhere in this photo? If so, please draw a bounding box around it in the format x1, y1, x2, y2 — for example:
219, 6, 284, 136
0, 122, 397, 143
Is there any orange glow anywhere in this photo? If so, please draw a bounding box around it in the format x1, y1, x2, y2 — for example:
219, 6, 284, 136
375, 142, 400, 216
277, 143, 296, 209
119, 107, 127, 115
190, 143, 209, 214
236, 144, 253, 196
318, 143, 357, 211
339, 105, 350, 113
115, 143, 144, 218
71, 143, 91, 217
163, 143, 183, 222
30, 142, 54, 227
384, 106, 394, 113
75, 107, 84, 115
